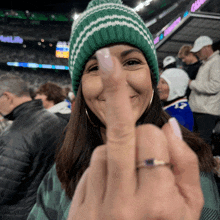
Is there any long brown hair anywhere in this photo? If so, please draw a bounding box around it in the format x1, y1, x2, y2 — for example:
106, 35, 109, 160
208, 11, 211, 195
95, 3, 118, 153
56, 73, 216, 199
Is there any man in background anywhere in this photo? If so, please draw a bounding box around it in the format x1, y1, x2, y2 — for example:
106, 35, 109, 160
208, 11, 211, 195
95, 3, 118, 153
178, 44, 201, 98
0, 74, 65, 219
35, 82, 71, 126
189, 36, 220, 145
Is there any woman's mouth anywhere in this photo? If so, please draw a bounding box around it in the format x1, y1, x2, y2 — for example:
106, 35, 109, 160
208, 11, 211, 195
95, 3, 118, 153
98, 95, 138, 101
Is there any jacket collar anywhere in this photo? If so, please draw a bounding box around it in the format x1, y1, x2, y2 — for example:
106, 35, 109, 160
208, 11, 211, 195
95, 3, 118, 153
4, 99, 43, 121
163, 96, 185, 108
48, 100, 71, 114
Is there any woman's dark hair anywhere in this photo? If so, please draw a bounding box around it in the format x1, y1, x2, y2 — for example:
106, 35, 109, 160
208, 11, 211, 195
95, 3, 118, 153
56, 69, 216, 200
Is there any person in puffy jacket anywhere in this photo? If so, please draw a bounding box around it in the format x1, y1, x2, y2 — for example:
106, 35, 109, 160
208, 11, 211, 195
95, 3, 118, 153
0, 74, 66, 220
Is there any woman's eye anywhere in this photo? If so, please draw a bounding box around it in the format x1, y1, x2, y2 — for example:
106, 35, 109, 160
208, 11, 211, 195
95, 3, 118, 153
88, 65, 99, 72
125, 59, 141, 66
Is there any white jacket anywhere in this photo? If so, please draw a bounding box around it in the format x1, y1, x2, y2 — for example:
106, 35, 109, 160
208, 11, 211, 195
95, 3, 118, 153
48, 100, 71, 114
189, 50, 220, 115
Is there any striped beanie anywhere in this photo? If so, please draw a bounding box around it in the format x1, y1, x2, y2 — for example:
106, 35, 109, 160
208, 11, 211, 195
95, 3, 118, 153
69, 0, 159, 95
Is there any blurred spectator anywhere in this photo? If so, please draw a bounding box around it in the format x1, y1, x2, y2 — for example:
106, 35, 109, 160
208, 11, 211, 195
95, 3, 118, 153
35, 82, 71, 125
0, 74, 66, 220
158, 57, 193, 131
178, 45, 202, 98
29, 87, 36, 100
212, 119, 220, 156
63, 86, 75, 109
163, 56, 176, 70
189, 36, 220, 145
158, 62, 164, 76
63, 87, 71, 98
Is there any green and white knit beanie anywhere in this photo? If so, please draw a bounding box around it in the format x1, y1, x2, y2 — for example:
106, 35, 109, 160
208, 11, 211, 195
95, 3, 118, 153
69, 0, 159, 95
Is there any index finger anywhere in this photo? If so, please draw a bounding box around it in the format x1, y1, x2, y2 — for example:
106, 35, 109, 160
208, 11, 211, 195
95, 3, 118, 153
96, 48, 136, 191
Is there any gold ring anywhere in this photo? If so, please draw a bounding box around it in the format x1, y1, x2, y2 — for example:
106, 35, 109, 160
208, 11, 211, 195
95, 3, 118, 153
137, 158, 172, 169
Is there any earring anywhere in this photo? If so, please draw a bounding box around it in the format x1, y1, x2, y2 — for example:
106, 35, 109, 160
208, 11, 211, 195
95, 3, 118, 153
85, 108, 98, 127
145, 90, 154, 112
149, 90, 154, 106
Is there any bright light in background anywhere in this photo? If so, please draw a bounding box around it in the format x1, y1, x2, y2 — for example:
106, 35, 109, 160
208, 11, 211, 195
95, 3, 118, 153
183, 11, 189, 17
134, 0, 153, 12
191, 0, 207, 12
134, 2, 144, 11
72, 0, 155, 21
73, 13, 79, 20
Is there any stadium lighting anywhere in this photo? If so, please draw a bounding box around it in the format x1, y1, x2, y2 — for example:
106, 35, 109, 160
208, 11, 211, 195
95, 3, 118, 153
134, 0, 153, 12
134, 2, 144, 11
72, 0, 155, 23
73, 13, 79, 20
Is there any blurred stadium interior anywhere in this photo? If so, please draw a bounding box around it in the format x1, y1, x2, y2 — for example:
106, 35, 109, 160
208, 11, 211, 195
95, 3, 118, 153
0, 0, 219, 89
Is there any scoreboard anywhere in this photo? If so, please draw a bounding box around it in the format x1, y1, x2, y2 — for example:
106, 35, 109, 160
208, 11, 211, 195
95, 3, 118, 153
56, 41, 69, 58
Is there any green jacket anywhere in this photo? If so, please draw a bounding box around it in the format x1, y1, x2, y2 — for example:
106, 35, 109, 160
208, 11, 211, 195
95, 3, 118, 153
27, 164, 220, 220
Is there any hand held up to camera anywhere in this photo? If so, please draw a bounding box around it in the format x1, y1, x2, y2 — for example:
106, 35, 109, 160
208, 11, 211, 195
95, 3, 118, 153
67, 48, 204, 220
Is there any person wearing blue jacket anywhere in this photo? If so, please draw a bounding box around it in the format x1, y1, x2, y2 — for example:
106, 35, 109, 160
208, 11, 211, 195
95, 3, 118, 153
158, 60, 194, 131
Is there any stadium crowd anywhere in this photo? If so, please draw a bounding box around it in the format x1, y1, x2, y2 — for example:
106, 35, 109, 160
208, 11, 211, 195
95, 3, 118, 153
0, 69, 71, 88
0, 44, 68, 66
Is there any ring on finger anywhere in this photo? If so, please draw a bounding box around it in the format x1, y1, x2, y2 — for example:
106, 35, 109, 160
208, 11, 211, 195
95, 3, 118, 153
137, 158, 172, 169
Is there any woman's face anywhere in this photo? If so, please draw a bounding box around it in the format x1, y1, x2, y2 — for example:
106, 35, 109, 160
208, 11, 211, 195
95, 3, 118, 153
157, 78, 169, 101
82, 44, 153, 126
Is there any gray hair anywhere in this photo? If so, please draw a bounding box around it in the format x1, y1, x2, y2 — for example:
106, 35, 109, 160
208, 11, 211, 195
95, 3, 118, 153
0, 74, 30, 97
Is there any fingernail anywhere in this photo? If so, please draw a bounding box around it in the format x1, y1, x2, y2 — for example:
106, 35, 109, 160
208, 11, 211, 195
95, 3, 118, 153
168, 117, 183, 140
96, 48, 113, 73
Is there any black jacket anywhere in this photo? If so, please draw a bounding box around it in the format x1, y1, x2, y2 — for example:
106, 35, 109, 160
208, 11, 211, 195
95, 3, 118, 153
0, 100, 66, 220
183, 60, 202, 99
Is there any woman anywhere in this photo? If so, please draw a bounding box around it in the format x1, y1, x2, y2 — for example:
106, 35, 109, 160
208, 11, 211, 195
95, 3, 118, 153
157, 68, 194, 131
28, 0, 219, 219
